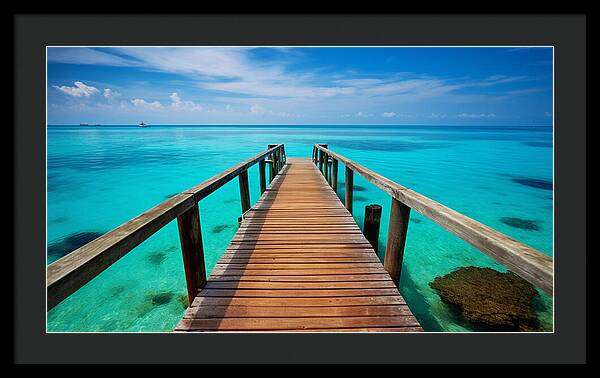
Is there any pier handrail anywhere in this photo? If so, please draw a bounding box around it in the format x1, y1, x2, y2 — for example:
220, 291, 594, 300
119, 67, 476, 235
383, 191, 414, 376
313, 144, 553, 295
47, 144, 286, 310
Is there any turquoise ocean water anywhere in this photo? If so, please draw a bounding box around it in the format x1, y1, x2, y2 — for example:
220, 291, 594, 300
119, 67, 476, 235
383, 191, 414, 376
47, 125, 553, 332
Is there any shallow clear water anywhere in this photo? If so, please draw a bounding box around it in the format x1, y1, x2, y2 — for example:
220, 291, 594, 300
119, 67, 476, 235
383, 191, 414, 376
47, 125, 553, 332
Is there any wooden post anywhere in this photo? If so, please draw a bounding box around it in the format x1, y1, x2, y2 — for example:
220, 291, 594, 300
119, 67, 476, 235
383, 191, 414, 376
318, 149, 324, 173
345, 167, 353, 214
177, 203, 206, 306
384, 198, 411, 286
239, 169, 251, 214
332, 158, 339, 192
324, 153, 329, 181
259, 160, 266, 194
268, 160, 275, 183
364, 204, 382, 253
268, 144, 278, 177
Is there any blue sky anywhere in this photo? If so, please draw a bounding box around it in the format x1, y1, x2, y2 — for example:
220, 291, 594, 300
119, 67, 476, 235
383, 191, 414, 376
47, 47, 553, 125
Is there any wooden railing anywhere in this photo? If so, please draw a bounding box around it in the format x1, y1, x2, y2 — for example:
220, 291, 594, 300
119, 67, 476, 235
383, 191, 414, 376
313, 144, 553, 295
47, 144, 286, 311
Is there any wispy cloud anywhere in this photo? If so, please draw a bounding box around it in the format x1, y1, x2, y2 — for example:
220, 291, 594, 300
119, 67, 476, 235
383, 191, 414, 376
53, 81, 99, 97
456, 112, 496, 118
131, 98, 164, 110
169, 92, 203, 111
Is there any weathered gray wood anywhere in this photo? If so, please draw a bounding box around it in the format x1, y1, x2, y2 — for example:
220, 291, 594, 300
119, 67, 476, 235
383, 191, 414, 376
384, 198, 411, 286
332, 159, 339, 193
259, 160, 266, 194
314, 144, 553, 295
364, 204, 382, 253
345, 166, 354, 214
239, 169, 251, 214
177, 203, 207, 305
47, 193, 196, 310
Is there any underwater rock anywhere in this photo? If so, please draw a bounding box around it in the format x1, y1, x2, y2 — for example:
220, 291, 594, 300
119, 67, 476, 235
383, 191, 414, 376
223, 198, 238, 204
512, 178, 552, 191
146, 251, 167, 266
500, 217, 540, 231
164, 192, 180, 199
353, 185, 368, 192
48, 231, 105, 259
410, 218, 422, 224
50, 216, 69, 224
147, 291, 174, 306
429, 266, 540, 331
354, 195, 368, 202
108, 285, 126, 297
212, 224, 234, 233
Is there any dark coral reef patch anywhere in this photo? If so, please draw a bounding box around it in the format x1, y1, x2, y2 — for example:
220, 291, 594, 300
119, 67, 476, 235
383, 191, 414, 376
512, 178, 552, 191
48, 231, 105, 260
429, 266, 541, 331
146, 251, 167, 266
500, 217, 540, 231
212, 224, 235, 234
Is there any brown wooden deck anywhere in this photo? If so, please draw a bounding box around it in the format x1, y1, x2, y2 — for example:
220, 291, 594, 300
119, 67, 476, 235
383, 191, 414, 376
175, 158, 422, 332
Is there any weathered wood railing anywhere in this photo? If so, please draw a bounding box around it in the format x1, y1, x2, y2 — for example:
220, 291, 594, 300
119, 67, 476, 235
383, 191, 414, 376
313, 144, 553, 295
47, 144, 286, 311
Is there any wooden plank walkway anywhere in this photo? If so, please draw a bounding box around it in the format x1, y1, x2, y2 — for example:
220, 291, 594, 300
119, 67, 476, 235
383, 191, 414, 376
175, 158, 422, 332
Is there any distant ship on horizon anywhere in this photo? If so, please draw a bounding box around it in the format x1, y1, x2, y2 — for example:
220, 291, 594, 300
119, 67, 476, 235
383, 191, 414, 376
139, 121, 148, 128
79, 123, 89, 126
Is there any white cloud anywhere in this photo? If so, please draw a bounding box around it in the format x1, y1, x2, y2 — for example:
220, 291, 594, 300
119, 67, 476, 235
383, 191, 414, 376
356, 111, 374, 118
53, 81, 99, 97
456, 112, 496, 118
169, 92, 203, 111
249, 104, 299, 118
429, 113, 448, 119
382, 112, 396, 117
250, 104, 267, 115
103, 88, 120, 99
131, 98, 164, 110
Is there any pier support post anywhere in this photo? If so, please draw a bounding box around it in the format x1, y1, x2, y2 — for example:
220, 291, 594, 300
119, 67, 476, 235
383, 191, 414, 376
318, 144, 328, 175
239, 169, 251, 214
268, 144, 278, 179
259, 160, 266, 194
364, 204, 382, 253
318, 150, 324, 173
268, 160, 275, 183
384, 198, 411, 286
332, 159, 339, 193
345, 167, 354, 214
177, 203, 206, 306
324, 153, 329, 181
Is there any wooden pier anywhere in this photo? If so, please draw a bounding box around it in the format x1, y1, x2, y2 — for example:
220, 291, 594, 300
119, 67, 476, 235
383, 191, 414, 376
176, 158, 421, 332
47, 144, 553, 332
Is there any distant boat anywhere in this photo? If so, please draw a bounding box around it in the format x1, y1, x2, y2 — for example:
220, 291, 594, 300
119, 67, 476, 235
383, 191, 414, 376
139, 121, 148, 128
79, 123, 89, 126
